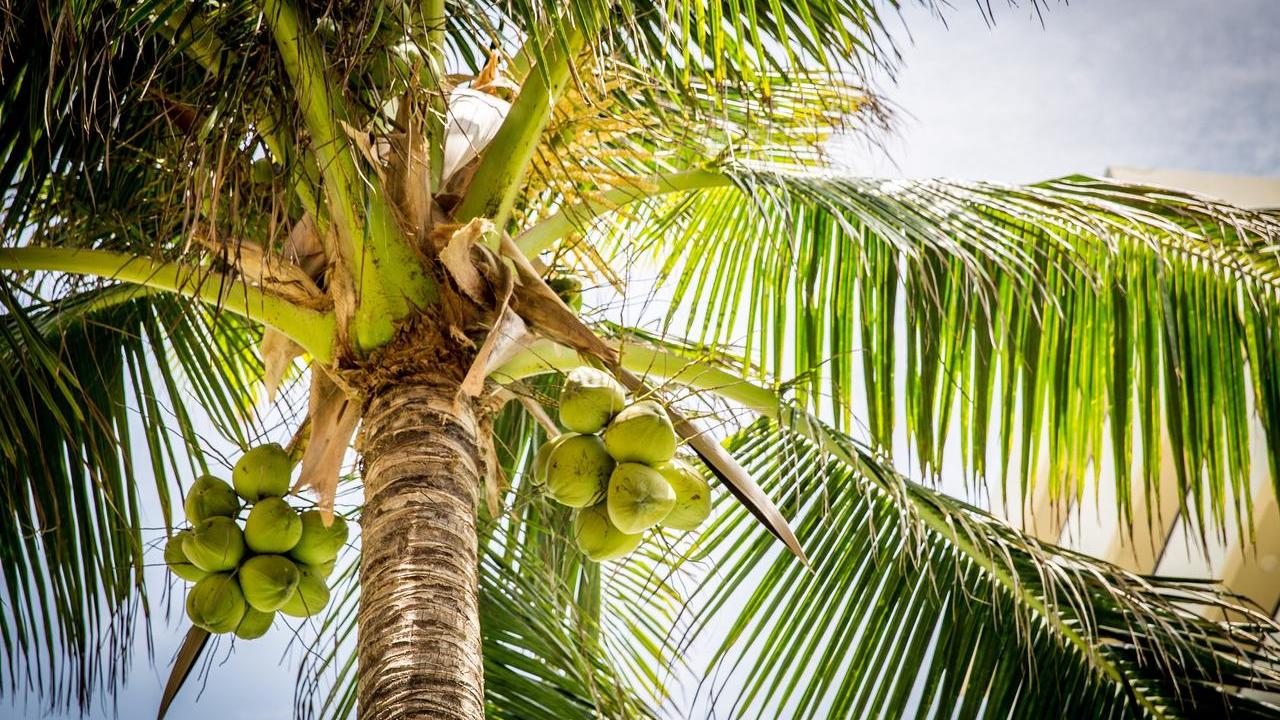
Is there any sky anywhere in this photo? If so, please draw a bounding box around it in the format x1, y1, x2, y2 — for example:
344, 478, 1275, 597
7, 1, 1280, 718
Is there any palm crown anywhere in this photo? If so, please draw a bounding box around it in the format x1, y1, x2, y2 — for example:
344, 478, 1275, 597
3, 1, 1280, 718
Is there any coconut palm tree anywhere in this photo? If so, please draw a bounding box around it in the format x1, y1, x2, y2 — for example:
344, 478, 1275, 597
3, 0, 1280, 718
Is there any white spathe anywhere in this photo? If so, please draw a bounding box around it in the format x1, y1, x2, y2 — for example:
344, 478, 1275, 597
441, 87, 512, 185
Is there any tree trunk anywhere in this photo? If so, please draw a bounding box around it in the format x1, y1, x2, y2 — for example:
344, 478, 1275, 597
357, 380, 485, 720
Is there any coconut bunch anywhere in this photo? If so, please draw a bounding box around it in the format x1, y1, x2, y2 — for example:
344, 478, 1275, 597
163, 444, 349, 639
535, 367, 713, 562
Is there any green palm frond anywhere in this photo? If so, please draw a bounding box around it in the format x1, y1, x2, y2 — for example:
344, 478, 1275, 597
493, 333, 1280, 718
0, 281, 262, 711
686, 413, 1280, 718
574, 167, 1280, 538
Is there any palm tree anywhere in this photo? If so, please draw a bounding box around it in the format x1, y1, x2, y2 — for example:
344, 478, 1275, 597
3, 0, 1280, 717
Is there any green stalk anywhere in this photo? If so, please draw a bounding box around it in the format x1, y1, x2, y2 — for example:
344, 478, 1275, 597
0, 247, 335, 363
422, 0, 447, 192
261, 0, 434, 352
513, 169, 730, 257
453, 10, 603, 234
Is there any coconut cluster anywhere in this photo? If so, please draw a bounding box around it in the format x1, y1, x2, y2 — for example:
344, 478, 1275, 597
537, 367, 712, 562
163, 443, 348, 639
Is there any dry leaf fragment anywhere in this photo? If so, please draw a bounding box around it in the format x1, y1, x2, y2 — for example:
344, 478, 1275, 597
500, 234, 617, 365
439, 218, 492, 303
259, 328, 305, 403
296, 369, 361, 525
285, 214, 328, 281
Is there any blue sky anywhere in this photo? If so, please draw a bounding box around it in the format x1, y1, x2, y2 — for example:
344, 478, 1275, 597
7, 1, 1279, 718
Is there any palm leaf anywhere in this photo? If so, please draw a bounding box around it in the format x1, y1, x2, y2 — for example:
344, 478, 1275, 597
495, 332, 1280, 718
577, 167, 1280, 539
687, 413, 1280, 718
0, 280, 262, 712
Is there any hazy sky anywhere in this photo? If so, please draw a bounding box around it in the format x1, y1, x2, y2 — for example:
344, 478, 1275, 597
839, 0, 1280, 183
9, 1, 1279, 718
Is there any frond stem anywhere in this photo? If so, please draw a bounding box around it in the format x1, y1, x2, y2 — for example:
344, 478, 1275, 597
0, 247, 335, 363
514, 169, 731, 257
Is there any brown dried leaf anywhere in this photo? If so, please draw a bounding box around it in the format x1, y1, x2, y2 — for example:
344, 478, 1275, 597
482, 435, 508, 517
460, 307, 528, 401
296, 370, 360, 524
340, 120, 386, 185
192, 229, 325, 308
500, 234, 617, 365
384, 104, 432, 242
259, 328, 304, 403
458, 252, 527, 400
439, 218, 492, 303
285, 214, 328, 281
155, 626, 210, 720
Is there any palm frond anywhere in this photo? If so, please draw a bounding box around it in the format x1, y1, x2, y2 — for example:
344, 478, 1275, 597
496, 333, 1280, 718
579, 167, 1280, 539
0, 280, 262, 712
685, 413, 1280, 718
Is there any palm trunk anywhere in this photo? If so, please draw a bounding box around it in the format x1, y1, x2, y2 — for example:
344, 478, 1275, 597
357, 380, 484, 720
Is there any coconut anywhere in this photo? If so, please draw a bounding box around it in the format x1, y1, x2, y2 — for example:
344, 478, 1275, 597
235, 608, 275, 640
185, 573, 247, 634
289, 511, 349, 566
531, 433, 574, 487
573, 503, 643, 562
163, 530, 210, 583
306, 560, 336, 579
558, 367, 626, 433
238, 554, 302, 612
279, 567, 331, 618
545, 433, 614, 507
244, 497, 303, 554
183, 516, 246, 572
607, 463, 676, 534
548, 276, 583, 311
602, 401, 677, 464
656, 458, 712, 531
233, 443, 293, 502
183, 475, 239, 524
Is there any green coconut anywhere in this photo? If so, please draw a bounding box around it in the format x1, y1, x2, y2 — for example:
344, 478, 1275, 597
306, 560, 336, 579
607, 463, 676, 534
163, 530, 209, 583
289, 511, 349, 566
656, 458, 712, 531
531, 433, 574, 487
574, 503, 643, 561
244, 497, 303, 554
548, 276, 583, 311
558, 366, 626, 433
183, 475, 239, 524
279, 567, 331, 618
238, 554, 302, 612
235, 608, 275, 640
233, 443, 293, 502
602, 400, 677, 465
185, 573, 247, 634
545, 433, 614, 507
183, 516, 246, 572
